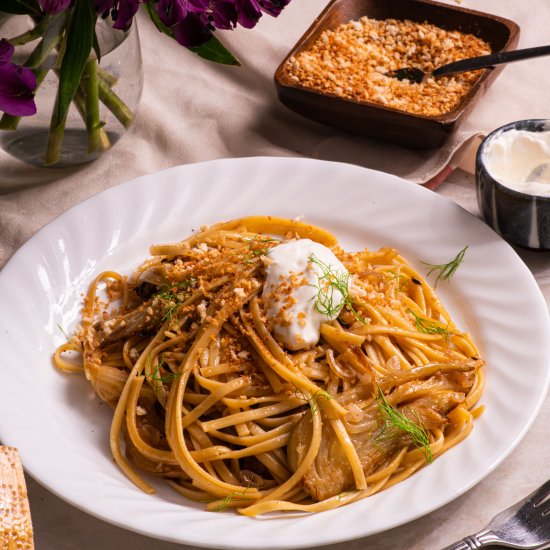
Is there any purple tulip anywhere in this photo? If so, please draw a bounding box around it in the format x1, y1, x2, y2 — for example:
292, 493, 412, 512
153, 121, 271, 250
38, 0, 71, 13
0, 39, 37, 117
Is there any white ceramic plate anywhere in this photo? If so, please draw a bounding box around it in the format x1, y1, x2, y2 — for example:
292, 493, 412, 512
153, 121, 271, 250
0, 157, 548, 549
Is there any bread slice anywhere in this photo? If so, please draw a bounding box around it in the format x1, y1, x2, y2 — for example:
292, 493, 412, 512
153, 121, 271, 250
0, 447, 34, 549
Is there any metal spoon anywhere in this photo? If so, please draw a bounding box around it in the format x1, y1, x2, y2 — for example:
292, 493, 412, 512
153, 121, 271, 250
387, 44, 550, 84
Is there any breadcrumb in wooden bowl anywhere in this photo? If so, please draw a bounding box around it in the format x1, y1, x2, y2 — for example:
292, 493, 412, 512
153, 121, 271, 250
275, 0, 519, 149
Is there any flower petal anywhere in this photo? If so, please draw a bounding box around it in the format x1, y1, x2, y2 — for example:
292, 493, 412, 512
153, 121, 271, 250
186, 0, 209, 13
156, 0, 189, 28
95, 0, 115, 16
0, 39, 15, 66
38, 0, 71, 13
235, 0, 262, 29
211, 1, 239, 30
112, 0, 140, 31
0, 63, 37, 116
174, 12, 212, 47
259, 0, 290, 17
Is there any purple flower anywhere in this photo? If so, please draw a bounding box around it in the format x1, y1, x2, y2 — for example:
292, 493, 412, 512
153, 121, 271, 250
210, 1, 239, 30
233, 0, 262, 29
174, 12, 213, 47
38, 0, 71, 13
0, 39, 37, 117
173, 0, 291, 47
150, 0, 292, 48
95, 0, 115, 17
156, 0, 191, 28
112, 0, 140, 31
257, 0, 290, 17
157, 0, 209, 27
95, 0, 140, 31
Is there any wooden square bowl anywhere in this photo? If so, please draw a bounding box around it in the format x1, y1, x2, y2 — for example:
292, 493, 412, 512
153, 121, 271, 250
274, 0, 520, 149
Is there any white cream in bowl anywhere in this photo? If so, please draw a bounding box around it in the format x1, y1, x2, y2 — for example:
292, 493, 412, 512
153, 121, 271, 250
482, 129, 550, 196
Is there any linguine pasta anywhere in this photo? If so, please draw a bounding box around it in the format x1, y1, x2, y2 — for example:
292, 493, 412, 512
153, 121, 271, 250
54, 216, 483, 515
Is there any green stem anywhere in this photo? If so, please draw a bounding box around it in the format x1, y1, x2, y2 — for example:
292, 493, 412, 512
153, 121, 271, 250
73, 90, 111, 151
2, 12, 127, 163
0, 114, 19, 131
98, 76, 133, 128
44, 17, 70, 166
81, 59, 102, 153
45, 64, 112, 164
24, 13, 65, 68
45, 113, 65, 166
97, 66, 118, 87
8, 14, 54, 46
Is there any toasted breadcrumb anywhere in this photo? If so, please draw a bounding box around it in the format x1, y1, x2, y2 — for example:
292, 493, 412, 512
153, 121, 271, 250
285, 16, 491, 116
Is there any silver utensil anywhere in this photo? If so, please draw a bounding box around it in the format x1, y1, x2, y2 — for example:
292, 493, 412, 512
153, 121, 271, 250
388, 45, 550, 84
441, 479, 550, 549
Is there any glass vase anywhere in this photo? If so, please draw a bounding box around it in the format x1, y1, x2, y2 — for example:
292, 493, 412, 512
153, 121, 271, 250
0, 13, 143, 167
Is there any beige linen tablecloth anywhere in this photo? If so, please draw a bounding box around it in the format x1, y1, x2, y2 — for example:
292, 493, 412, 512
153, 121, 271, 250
2, 0, 550, 266
0, 1, 549, 548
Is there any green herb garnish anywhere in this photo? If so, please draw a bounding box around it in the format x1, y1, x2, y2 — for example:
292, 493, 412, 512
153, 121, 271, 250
208, 481, 254, 511
422, 246, 468, 285
309, 254, 367, 324
294, 386, 333, 420
386, 270, 409, 291
307, 390, 333, 418
148, 359, 181, 385
57, 323, 71, 342
376, 388, 433, 463
242, 236, 279, 264
154, 276, 197, 323
210, 494, 236, 512
408, 308, 455, 340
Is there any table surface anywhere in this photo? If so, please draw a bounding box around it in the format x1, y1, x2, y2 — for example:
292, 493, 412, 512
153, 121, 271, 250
20, 168, 549, 550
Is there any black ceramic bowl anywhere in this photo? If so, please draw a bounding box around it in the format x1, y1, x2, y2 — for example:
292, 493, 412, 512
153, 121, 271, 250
476, 119, 550, 250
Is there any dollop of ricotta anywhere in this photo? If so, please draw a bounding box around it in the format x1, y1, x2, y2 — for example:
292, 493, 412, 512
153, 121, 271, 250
483, 129, 550, 196
262, 239, 349, 350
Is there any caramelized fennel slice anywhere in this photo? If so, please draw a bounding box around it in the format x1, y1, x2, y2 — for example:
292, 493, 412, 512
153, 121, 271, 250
288, 373, 474, 501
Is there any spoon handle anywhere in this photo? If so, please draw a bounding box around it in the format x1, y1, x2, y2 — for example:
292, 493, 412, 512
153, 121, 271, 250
433, 44, 550, 78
